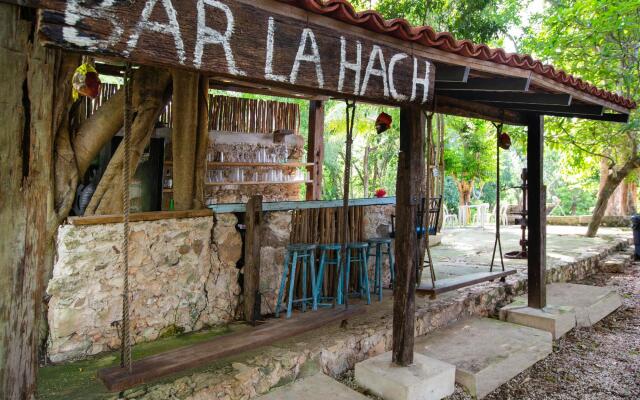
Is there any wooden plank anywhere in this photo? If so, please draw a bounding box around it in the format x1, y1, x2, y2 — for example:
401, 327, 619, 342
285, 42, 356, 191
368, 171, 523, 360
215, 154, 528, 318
435, 95, 528, 126
434, 63, 470, 82
436, 91, 572, 106
393, 106, 425, 366
98, 306, 365, 392
67, 209, 213, 226
542, 111, 629, 123
34, 0, 434, 106
417, 270, 517, 295
306, 100, 325, 200
484, 102, 604, 116
435, 77, 531, 91
527, 114, 546, 309
243, 196, 262, 323
209, 197, 397, 213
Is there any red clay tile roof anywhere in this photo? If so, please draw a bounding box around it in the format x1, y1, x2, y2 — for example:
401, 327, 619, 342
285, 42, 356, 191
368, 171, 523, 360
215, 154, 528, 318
278, 0, 637, 110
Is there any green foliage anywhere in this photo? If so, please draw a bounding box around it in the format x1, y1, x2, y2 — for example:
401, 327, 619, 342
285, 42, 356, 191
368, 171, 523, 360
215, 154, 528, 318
443, 117, 495, 185
521, 0, 639, 172
349, 0, 523, 44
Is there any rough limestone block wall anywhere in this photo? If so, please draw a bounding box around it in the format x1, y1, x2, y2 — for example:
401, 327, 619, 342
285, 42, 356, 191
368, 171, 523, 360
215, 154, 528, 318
46, 214, 242, 363
259, 211, 293, 313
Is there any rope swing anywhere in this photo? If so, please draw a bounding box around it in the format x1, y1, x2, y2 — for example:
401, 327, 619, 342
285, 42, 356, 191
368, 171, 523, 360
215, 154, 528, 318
490, 122, 507, 272
120, 63, 134, 373
336, 100, 357, 309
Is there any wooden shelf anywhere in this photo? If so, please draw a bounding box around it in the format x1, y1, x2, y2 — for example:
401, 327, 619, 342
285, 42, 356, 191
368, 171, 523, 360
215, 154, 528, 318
205, 180, 311, 186
163, 188, 173, 193
207, 162, 314, 168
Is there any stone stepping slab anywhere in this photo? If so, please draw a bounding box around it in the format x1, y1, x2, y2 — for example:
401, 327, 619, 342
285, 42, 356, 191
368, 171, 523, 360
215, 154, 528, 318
257, 373, 369, 400
415, 317, 552, 399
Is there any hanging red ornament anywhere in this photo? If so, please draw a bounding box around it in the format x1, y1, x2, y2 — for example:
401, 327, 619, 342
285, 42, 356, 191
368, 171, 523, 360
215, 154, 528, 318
498, 132, 512, 150
375, 112, 392, 134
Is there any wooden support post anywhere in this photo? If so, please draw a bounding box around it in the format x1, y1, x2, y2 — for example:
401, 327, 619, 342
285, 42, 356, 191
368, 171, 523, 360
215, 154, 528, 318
527, 114, 546, 309
171, 70, 199, 211
306, 100, 325, 201
393, 106, 425, 366
244, 195, 263, 323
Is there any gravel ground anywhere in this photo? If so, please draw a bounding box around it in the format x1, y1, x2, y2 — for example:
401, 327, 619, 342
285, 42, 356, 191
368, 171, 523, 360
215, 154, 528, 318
340, 257, 640, 400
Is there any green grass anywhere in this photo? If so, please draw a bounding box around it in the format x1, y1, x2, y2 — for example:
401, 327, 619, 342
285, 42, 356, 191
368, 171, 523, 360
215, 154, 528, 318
38, 324, 237, 400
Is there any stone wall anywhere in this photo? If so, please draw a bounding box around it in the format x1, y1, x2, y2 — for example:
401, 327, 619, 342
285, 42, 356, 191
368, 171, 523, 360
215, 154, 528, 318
46, 205, 395, 362
547, 215, 631, 227
47, 214, 242, 362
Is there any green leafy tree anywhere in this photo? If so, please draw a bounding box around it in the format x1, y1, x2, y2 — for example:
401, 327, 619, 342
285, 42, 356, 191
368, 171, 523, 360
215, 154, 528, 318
443, 118, 495, 207
521, 0, 639, 236
350, 0, 522, 44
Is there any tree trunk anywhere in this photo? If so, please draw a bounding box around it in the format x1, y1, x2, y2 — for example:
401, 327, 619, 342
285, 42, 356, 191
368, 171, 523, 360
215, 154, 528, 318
171, 70, 199, 210
0, 5, 58, 398
587, 156, 640, 237
84, 68, 172, 215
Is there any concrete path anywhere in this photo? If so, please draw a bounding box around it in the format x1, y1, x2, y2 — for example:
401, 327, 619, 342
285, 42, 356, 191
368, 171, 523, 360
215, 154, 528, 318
415, 318, 552, 399
257, 373, 368, 400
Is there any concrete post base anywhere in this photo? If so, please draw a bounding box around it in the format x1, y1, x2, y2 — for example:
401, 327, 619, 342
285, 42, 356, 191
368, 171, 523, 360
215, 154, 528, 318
499, 303, 576, 339
355, 351, 455, 400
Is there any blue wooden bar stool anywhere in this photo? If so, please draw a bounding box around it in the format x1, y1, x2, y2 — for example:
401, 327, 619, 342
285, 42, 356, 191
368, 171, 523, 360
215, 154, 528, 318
313, 244, 342, 307
275, 243, 318, 318
343, 242, 371, 305
367, 238, 395, 301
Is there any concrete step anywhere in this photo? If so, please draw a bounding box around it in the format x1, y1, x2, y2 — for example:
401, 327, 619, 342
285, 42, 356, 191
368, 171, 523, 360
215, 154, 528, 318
500, 283, 622, 334
599, 249, 634, 273
355, 351, 456, 400
415, 317, 552, 399
257, 373, 368, 400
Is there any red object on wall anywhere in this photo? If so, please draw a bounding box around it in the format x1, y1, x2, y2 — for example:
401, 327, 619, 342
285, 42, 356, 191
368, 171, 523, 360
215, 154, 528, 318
375, 188, 387, 198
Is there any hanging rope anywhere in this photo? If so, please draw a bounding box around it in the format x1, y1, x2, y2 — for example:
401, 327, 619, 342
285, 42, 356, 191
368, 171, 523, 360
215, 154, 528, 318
120, 63, 134, 372
490, 122, 506, 272
336, 100, 357, 309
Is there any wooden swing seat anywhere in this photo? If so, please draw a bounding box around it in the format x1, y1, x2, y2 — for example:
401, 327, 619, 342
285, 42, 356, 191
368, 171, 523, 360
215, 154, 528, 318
417, 270, 517, 297
98, 306, 364, 392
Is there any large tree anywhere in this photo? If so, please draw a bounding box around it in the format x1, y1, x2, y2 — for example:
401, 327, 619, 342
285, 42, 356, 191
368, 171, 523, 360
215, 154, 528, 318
521, 0, 639, 236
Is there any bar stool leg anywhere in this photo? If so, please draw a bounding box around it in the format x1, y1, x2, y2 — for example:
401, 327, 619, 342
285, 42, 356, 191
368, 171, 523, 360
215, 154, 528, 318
275, 251, 290, 318
376, 244, 383, 301
345, 249, 352, 301
286, 252, 298, 318
310, 250, 318, 311
315, 250, 326, 305
336, 251, 344, 305
388, 242, 396, 288
301, 254, 308, 312
361, 248, 371, 305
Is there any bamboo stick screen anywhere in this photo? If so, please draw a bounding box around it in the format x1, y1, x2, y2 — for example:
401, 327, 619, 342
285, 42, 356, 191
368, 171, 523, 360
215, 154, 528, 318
289, 206, 366, 301
209, 96, 300, 134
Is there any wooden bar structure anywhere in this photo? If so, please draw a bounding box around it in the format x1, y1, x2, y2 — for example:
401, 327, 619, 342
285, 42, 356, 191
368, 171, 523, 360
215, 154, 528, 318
0, 0, 636, 398
307, 100, 325, 200
526, 115, 547, 309
243, 195, 263, 323
392, 106, 425, 366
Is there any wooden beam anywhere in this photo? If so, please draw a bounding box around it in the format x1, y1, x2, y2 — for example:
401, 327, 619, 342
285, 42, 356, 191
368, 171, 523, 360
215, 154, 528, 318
306, 100, 325, 200
436, 91, 572, 106
98, 306, 365, 392
36, 0, 434, 106
434, 63, 470, 82
527, 114, 546, 309
67, 209, 214, 225
393, 106, 425, 366
243, 195, 263, 323
543, 111, 630, 123
486, 102, 604, 116
435, 77, 531, 91
435, 95, 528, 126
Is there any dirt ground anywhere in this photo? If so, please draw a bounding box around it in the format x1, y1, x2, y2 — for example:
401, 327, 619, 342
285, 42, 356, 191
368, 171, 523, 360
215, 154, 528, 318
341, 256, 640, 400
